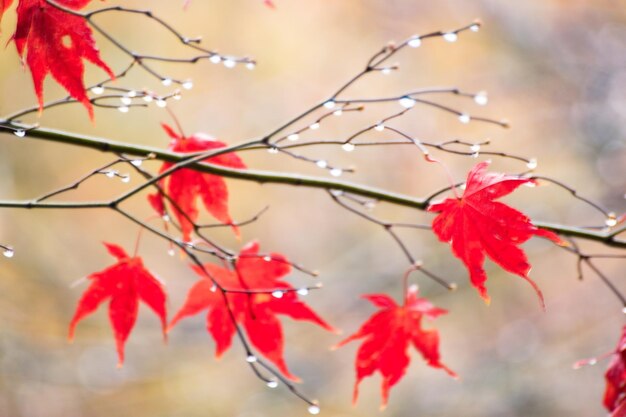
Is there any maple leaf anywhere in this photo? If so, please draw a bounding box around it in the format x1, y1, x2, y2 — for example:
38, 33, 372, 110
69, 242, 167, 366
148, 123, 246, 242
334, 286, 456, 410
604, 326, 626, 415
0, 0, 13, 27
12, 0, 114, 119
169, 241, 336, 380
428, 161, 562, 307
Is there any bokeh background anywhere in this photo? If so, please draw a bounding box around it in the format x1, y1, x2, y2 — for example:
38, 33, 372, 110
1, 0, 626, 416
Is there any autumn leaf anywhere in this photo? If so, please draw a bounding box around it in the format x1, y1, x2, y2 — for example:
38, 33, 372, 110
334, 286, 456, 410
0, 0, 13, 27
604, 326, 626, 415
148, 123, 246, 242
69, 242, 167, 366
428, 161, 562, 308
169, 241, 335, 380
12, 0, 114, 119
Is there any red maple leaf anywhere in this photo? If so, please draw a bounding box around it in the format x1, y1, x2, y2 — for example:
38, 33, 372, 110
428, 161, 562, 307
69, 242, 167, 366
12, 0, 114, 119
334, 286, 457, 410
0, 0, 13, 26
169, 241, 336, 380
148, 123, 246, 242
604, 326, 626, 415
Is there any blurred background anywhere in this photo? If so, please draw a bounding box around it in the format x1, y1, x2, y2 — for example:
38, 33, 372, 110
1, 0, 626, 416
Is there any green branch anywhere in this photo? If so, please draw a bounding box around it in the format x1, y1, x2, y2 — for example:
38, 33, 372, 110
1, 125, 624, 248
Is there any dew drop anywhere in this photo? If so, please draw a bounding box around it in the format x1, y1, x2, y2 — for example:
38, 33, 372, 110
272, 291, 284, 299
91, 86, 104, 95
268, 147, 279, 154
173, 93, 182, 101
118, 106, 130, 113
13, 130, 25, 138
105, 170, 116, 178
470, 144, 481, 153
330, 168, 342, 177
471, 152, 479, 158
120, 174, 130, 183
408, 36, 422, 48
263, 255, 272, 262
3, 248, 14, 258
156, 99, 167, 108
458, 113, 471, 124
316, 160, 328, 169
474, 92, 488, 106
443, 32, 458, 42
167, 248, 176, 256
622, 306, 626, 314
588, 358, 598, 366
223, 59, 236, 69
324, 100, 336, 109
399, 97, 416, 108
526, 158, 537, 170
374, 123, 385, 132
606, 213, 618, 227
131, 160, 142, 167
287, 134, 299, 141
246, 354, 257, 363
143, 95, 154, 103
161, 78, 173, 87
470, 24, 480, 32
308, 405, 320, 415
297, 288, 309, 296
267, 380, 278, 388
381, 68, 392, 75
210, 284, 217, 292
309, 122, 320, 130
342, 143, 355, 152
210, 55, 222, 64
333, 109, 343, 116
127, 90, 137, 98
182, 80, 194, 90
162, 214, 170, 222
121, 96, 132, 106
246, 62, 256, 70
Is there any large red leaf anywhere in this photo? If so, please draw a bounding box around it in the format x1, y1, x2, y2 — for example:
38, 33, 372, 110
604, 326, 626, 415
12, 0, 114, 119
428, 161, 562, 307
169, 241, 335, 380
148, 123, 247, 242
69, 242, 167, 366
335, 286, 456, 409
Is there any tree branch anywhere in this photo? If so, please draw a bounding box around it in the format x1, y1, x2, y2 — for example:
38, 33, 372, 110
0, 124, 623, 248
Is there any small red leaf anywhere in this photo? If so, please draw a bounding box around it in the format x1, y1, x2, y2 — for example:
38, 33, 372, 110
169, 241, 335, 380
335, 286, 456, 409
69, 242, 167, 366
604, 326, 626, 414
148, 123, 246, 242
0, 0, 13, 27
12, 0, 114, 119
428, 161, 562, 307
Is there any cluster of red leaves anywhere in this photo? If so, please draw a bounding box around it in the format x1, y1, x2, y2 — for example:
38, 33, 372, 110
69, 243, 167, 366
604, 326, 626, 417
9, 0, 113, 119
147, 123, 247, 242
335, 286, 457, 409
169, 241, 336, 380
428, 161, 563, 308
